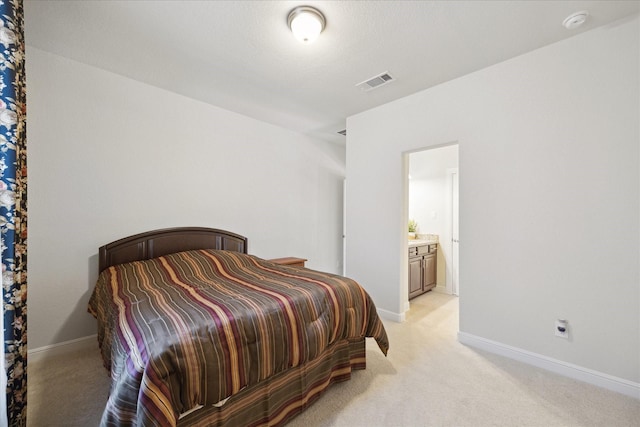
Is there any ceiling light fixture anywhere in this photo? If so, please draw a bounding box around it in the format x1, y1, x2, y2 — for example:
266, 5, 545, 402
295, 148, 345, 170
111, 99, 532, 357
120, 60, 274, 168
287, 6, 326, 44
563, 11, 589, 29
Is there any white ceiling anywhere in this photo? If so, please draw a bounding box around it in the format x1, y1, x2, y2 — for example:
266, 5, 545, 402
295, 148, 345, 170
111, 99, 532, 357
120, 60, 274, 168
24, 1, 640, 144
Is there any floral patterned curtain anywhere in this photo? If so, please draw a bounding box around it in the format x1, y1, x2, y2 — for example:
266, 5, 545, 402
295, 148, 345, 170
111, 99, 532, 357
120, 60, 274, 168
0, 0, 26, 425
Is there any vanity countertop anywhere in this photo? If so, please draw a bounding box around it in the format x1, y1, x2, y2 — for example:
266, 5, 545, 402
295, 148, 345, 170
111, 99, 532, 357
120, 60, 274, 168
408, 239, 438, 247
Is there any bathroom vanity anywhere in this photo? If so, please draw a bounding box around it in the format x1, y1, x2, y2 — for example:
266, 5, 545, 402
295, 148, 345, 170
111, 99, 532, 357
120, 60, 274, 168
408, 242, 437, 299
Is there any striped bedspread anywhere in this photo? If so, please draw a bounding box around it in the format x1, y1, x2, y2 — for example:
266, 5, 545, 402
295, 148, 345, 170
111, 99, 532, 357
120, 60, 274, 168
88, 249, 389, 426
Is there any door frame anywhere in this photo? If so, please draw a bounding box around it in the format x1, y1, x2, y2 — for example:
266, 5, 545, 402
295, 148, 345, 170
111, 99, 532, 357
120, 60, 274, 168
445, 168, 459, 295
405, 143, 459, 307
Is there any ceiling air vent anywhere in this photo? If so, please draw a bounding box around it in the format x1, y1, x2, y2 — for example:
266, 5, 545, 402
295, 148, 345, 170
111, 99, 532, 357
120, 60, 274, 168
356, 72, 394, 91
337, 129, 347, 136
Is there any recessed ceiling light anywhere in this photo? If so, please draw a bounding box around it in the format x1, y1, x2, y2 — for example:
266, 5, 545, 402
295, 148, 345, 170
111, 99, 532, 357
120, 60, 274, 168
563, 11, 589, 30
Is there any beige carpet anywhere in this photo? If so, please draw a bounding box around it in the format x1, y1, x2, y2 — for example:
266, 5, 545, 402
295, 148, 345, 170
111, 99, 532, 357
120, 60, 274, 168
28, 292, 639, 426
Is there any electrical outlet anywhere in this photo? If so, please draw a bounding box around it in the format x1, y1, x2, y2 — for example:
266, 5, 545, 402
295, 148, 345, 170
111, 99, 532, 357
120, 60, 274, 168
555, 319, 569, 339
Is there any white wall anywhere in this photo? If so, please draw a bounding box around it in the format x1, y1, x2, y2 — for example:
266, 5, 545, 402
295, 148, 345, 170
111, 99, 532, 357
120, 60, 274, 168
346, 16, 639, 384
27, 47, 346, 349
408, 145, 458, 237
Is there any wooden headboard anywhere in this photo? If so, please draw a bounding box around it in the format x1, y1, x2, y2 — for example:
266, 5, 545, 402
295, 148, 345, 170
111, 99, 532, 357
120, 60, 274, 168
98, 227, 248, 273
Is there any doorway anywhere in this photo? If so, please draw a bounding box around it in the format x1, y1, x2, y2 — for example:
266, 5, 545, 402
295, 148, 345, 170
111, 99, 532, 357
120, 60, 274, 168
407, 144, 459, 299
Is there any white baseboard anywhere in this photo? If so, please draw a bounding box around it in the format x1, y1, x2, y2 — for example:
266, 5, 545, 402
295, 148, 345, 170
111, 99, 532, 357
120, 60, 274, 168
458, 332, 640, 399
28, 335, 97, 364
377, 307, 405, 323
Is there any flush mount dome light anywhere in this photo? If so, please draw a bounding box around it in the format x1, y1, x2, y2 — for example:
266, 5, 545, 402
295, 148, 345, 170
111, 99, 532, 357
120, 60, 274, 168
287, 6, 326, 44
563, 11, 589, 29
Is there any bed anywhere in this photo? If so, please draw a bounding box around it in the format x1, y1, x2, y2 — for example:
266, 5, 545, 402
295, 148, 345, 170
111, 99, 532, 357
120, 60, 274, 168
88, 227, 389, 426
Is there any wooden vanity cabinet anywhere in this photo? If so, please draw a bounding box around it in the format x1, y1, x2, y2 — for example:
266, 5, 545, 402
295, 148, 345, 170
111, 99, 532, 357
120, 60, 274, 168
409, 244, 437, 299
408, 256, 424, 298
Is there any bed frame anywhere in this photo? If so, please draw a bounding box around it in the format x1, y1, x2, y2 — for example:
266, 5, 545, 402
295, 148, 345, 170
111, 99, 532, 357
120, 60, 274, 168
98, 227, 247, 273
96, 227, 366, 427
